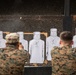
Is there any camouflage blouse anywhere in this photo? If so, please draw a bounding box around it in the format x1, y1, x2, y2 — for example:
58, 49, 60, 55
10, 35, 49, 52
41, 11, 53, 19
0, 45, 29, 75
51, 45, 76, 75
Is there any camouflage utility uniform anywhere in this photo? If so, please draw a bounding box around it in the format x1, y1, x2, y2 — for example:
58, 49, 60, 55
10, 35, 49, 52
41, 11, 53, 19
51, 45, 76, 75
0, 45, 29, 75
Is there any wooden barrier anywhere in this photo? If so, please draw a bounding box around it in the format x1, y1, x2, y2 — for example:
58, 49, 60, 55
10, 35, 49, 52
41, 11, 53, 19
3, 32, 48, 37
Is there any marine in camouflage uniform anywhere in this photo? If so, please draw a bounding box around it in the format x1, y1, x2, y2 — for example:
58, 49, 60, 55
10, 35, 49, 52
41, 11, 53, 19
51, 31, 76, 75
0, 33, 30, 75
51, 46, 76, 75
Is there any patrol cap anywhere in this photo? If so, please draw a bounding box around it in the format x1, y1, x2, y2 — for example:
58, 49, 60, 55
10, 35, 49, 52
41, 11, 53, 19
5, 33, 19, 43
